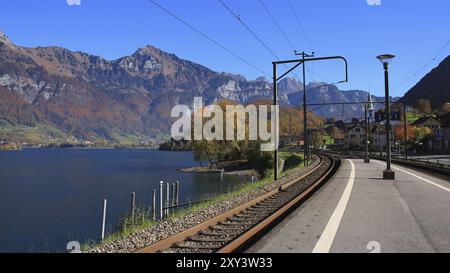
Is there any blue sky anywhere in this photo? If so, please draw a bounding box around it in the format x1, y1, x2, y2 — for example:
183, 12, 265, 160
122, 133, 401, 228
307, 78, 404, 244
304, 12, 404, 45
0, 0, 449, 97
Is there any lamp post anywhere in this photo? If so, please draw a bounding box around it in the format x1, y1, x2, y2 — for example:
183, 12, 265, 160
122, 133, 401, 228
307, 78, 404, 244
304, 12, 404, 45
364, 105, 370, 163
377, 54, 395, 180
368, 91, 374, 156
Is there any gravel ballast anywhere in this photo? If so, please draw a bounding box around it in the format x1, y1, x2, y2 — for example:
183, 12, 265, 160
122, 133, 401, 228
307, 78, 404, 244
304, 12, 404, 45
88, 157, 320, 253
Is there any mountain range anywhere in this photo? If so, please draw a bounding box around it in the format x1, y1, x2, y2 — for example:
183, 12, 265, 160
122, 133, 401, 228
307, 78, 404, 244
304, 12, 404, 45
0, 30, 401, 144
399, 55, 450, 109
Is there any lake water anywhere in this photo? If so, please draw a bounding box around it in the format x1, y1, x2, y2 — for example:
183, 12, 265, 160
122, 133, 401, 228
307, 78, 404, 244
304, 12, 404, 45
0, 149, 249, 253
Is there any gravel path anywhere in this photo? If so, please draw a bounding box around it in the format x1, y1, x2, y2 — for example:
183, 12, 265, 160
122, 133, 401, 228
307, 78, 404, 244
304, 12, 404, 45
88, 157, 320, 253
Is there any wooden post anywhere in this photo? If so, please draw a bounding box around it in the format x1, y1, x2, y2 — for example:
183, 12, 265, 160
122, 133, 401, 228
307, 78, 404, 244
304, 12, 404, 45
171, 183, 176, 207
130, 192, 136, 225
100, 199, 107, 241
175, 181, 180, 206
159, 181, 163, 220
152, 189, 156, 221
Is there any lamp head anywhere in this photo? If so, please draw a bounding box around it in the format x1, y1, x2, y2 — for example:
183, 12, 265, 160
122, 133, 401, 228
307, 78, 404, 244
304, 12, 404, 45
377, 54, 396, 65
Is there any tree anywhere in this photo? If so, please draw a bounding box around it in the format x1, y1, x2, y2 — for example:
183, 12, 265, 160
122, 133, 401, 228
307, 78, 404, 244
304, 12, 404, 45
327, 126, 339, 138
310, 130, 323, 147
245, 142, 273, 178
416, 99, 432, 114
192, 140, 221, 167
437, 103, 450, 116
412, 126, 433, 142
394, 125, 415, 143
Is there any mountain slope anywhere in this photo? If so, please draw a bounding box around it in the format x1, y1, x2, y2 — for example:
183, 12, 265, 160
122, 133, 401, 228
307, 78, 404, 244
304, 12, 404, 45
400, 55, 450, 108
0, 30, 380, 144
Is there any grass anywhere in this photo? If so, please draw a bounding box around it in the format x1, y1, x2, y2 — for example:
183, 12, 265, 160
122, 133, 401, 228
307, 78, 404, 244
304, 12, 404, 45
406, 112, 422, 123
81, 206, 158, 251
83, 151, 305, 252
323, 135, 334, 145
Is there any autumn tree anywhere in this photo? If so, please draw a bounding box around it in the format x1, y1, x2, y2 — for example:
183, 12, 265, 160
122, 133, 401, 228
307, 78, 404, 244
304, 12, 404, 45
394, 125, 415, 143
437, 103, 450, 116
416, 99, 432, 114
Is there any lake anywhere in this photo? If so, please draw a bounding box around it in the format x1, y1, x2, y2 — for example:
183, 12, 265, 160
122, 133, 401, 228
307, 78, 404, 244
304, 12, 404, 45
0, 149, 249, 252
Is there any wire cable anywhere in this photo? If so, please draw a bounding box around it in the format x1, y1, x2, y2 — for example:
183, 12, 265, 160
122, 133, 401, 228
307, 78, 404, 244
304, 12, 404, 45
287, 0, 314, 52
393, 39, 450, 92
217, 0, 282, 61
258, 0, 297, 52
147, 0, 270, 77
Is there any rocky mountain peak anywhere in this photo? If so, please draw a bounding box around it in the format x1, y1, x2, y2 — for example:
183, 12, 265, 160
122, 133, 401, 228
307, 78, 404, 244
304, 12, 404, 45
255, 76, 269, 83
221, 72, 247, 82
0, 30, 13, 47
133, 45, 162, 57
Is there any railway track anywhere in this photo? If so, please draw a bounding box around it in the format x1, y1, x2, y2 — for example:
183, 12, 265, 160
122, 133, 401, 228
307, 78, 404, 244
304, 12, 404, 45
136, 154, 339, 253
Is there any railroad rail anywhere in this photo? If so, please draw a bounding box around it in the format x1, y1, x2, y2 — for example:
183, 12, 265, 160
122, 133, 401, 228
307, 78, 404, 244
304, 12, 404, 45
136, 154, 339, 253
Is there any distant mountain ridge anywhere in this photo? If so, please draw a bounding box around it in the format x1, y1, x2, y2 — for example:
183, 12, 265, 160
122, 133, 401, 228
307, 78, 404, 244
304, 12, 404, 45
0, 30, 383, 142
400, 55, 450, 109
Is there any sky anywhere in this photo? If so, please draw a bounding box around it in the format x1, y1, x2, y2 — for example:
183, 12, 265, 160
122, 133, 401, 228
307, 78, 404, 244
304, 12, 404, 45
0, 0, 449, 97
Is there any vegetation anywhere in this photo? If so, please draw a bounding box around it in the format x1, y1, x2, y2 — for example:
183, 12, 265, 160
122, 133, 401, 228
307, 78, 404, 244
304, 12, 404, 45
415, 99, 432, 115
159, 138, 192, 151
0, 141, 21, 150
83, 151, 304, 251
82, 206, 157, 251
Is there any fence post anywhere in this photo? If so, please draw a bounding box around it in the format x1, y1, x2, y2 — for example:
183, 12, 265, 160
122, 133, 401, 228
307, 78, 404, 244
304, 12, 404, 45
165, 182, 170, 218
130, 192, 136, 226
175, 181, 180, 206
159, 181, 164, 220
152, 189, 156, 221
171, 183, 176, 207
101, 199, 107, 241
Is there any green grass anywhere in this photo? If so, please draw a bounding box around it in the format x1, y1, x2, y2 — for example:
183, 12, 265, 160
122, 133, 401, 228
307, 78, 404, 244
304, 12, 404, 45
83, 152, 305, 252
406, 112, 422, 123
323, 135, 334, 145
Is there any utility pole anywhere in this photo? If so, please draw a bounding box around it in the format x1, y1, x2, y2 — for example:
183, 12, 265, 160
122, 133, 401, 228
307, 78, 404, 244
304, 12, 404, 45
289, 111, 292, 135
272, 54, 348, 175
296, 51, 314, 166
403, 103, 408, 161
273, 62, 279, 180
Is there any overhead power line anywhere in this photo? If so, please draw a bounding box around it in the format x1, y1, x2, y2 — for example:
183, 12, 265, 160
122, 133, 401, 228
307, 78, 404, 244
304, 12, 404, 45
217, 0, 282, 61
394, 39, 450, 92
217, 0, 307, 83
254, 0, 334, 85
287, 0, 314, 52
147, 0, 270, 77
258, 0, 297, 52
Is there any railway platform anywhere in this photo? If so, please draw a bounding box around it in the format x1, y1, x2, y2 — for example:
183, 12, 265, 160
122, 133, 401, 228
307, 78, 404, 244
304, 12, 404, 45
248, 158, 450, 253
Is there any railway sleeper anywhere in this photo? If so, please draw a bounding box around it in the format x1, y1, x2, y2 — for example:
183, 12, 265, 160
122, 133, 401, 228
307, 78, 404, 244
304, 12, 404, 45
200, 229, 242, 236
175, 241, 223, 250
188, 235, 233, 243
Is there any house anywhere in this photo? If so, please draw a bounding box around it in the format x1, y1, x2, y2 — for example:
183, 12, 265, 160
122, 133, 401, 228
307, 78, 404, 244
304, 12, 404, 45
433, 112, 450, 152
332, 129, 345, 147
280, 135, 303, 148
344, 124, 367, 150
411, 114, 450, 153
372, 124, 386, 152
412, 116, 442, 131
371, 123, 396, 153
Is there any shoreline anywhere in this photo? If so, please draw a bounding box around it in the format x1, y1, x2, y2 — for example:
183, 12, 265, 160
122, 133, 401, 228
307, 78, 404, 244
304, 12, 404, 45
179, 166, 256, 176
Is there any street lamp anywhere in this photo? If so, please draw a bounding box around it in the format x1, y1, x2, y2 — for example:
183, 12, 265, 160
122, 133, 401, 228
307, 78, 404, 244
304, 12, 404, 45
377, 54, 395, 180
364, 93, 373, 163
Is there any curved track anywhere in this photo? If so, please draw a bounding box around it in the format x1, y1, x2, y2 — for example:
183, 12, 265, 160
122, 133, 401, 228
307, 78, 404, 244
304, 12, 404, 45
137, 154, 339, 253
